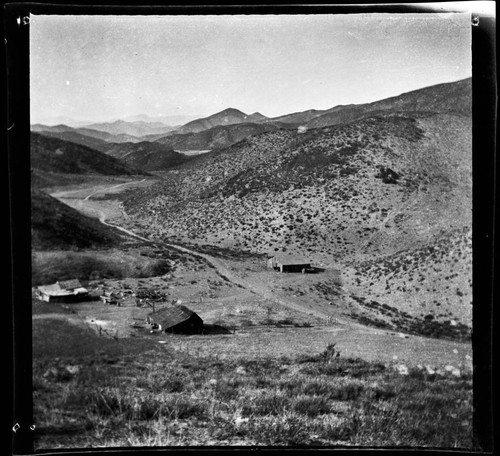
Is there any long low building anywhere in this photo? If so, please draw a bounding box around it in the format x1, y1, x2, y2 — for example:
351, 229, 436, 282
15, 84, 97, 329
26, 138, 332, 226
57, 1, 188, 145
36, 279, 89, 303
146, 305, 204, 334
267, 255, 311, 273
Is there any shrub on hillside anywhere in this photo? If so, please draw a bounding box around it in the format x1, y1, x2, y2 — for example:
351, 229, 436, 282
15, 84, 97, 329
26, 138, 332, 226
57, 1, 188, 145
375, 166, 400, 184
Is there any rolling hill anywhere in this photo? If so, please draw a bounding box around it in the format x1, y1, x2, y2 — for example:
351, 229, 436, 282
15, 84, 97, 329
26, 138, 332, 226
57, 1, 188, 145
31, 118, 293, 165
31, 132, 146, 176
267, 78, 471, 129
268, 108, 332, 125
30, 129, 193, 174
32, 129, 110, 153
121, 78, 472, 328
154, 122, 285, 151
31, 188, 124, 250
32, 116, 92, 128
32, 124, 144, 144
103, 141, 193, 171
32, 123, 75, 133
124, 112, 471, 259
178, 108, 251, 134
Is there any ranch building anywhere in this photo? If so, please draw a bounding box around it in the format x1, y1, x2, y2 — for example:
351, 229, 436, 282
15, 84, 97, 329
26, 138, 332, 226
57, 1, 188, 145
146, 305, 204, 334
267, 255, 311, 273
36, 279, 89, 303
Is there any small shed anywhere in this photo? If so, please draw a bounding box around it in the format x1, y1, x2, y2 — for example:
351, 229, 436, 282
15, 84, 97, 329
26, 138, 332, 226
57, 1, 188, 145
267, 255, 311, 273
36, 279, 89, 303
147, 305, 203, 334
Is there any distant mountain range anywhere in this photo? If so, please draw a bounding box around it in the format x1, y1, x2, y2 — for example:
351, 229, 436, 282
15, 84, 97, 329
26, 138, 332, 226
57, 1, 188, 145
121, 113, 201, 125
32, 116, 94, 128
33, 113, 201, 128
83, 119, 177, 137
31, 115, 293, 156
30, 77, 472, 179
32, 77, 471, 152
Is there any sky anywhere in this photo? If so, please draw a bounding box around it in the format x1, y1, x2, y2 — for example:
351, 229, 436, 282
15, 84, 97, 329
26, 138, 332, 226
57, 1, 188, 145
30, 10, 474, 124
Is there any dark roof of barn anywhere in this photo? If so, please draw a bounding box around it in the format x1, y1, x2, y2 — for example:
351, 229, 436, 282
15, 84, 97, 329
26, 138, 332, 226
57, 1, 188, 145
57, 279, 83, 290
150, 305, 202, 329
273, 255, 311, 266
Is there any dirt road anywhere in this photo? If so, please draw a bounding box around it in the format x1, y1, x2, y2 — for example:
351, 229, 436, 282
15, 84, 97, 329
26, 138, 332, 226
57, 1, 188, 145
102, 215, 338, 322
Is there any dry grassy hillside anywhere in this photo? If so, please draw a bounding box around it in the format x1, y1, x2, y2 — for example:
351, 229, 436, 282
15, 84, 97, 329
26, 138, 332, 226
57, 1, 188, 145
123, 112, 471, 257
31, 189, 125, 250
178, 108, 249, 134
31, 132, 145, 176
154, 122, 282, 151
122, 109, 471, 329
103, 141, 192, 171
343, 226, 472, 332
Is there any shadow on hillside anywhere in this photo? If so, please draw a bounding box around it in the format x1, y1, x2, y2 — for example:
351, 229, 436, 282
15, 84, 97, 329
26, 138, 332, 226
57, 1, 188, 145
309, 266, 326, 273
201, 324, 232, 335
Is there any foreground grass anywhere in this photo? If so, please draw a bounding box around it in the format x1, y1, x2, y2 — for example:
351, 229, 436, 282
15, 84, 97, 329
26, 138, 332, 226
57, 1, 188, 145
33, 340, 473, 449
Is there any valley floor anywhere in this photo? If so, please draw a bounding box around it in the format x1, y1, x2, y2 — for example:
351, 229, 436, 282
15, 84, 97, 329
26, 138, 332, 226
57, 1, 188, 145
30, 179, 474, 449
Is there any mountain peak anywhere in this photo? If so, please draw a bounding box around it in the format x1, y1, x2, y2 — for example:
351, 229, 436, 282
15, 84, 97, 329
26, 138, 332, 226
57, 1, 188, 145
178, 108, 250, 134
246, 112, 268, 122
211, 107, 247, 117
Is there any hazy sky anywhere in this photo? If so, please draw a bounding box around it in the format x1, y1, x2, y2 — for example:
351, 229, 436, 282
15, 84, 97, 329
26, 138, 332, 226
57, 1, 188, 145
30, 12, 472, 124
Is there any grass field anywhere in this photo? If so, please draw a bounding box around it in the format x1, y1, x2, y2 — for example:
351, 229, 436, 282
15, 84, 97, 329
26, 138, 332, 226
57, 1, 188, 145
32, 294, 474, 449
33, 319, 474, 448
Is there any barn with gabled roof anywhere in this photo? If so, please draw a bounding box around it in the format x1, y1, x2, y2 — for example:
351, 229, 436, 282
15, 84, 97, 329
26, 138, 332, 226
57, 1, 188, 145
36, 279, 89, 303
147, 305, 203, 334
267, 254, 311, 273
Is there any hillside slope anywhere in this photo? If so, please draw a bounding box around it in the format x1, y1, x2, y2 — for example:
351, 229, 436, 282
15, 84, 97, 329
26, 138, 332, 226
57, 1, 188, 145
178, 108, 250, 134
122, 107, 472, 327
269, 108, 332, 125
31, 189, 124, 250
124, 112, 471, 257
33, 124, 146, 144
306, 78, 471, 129
265, 78, 471, 128
155, 122, 283, 151
31, 132, 145, 176
103, 141, 193, 171
33, 129, 110, 153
